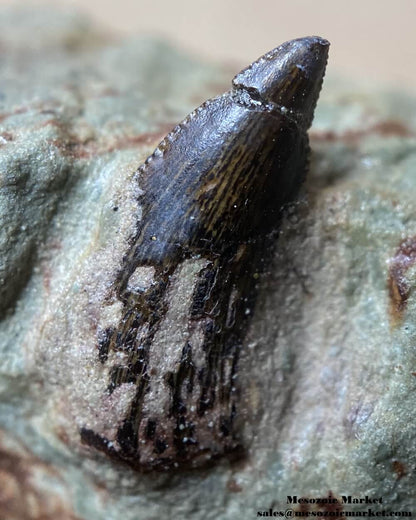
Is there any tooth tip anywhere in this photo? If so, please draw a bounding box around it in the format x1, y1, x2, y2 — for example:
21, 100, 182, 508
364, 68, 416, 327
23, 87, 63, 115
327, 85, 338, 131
232, 36, 329, 128
301, 35, 330, 46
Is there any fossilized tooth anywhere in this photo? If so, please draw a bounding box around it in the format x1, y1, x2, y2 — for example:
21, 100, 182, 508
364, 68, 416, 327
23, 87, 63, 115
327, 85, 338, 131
81, 36, 329, 471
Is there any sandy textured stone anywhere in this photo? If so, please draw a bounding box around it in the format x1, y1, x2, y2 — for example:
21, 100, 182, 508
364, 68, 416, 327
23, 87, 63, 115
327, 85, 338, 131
1, 7, 416, 520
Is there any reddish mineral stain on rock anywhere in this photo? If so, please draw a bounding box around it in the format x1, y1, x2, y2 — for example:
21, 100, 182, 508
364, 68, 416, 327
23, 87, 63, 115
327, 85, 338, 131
388, 236, 416, 325
227, 478, 243, 493
310, 120, 413, 144
0, 430, 81, 520
392, 460, 407, 479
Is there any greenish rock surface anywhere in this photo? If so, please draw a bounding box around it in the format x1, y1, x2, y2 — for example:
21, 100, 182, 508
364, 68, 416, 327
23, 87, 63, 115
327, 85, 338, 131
1, 8, 416, 520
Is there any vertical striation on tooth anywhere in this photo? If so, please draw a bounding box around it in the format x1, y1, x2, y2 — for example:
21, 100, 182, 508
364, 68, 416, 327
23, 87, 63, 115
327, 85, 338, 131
81, 36, 329, 471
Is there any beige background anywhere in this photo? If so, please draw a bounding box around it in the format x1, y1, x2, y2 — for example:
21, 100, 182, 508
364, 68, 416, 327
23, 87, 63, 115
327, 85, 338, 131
2, 0, 416, 90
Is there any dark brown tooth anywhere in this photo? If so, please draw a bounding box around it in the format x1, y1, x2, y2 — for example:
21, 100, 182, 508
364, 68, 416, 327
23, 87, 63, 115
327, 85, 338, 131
81, 36, 330, 472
